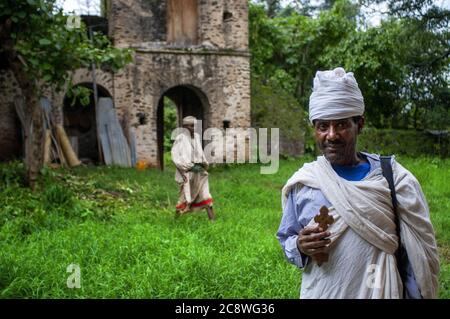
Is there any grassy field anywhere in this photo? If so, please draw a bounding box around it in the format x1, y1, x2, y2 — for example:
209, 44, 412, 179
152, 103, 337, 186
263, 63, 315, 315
0, 155, 448, 298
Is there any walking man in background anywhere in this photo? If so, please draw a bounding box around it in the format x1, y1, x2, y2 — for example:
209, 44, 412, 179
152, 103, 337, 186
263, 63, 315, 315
171, 116, 215, 220
277, 67, 439, 298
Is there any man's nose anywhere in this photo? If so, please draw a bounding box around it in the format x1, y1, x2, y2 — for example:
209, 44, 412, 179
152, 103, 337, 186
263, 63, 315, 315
327, 125, 338, 141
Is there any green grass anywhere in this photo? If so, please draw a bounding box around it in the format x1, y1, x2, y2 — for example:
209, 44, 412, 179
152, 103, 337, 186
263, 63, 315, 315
0, 155, 448, 298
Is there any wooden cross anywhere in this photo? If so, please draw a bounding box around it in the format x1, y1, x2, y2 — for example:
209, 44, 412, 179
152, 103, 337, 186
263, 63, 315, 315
313, 206, 334, 266
314, 206, 334, 231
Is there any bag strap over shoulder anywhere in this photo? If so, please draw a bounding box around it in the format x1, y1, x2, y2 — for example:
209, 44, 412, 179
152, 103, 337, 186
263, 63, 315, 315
380, 156, 398, 215
380, 155, 409, 298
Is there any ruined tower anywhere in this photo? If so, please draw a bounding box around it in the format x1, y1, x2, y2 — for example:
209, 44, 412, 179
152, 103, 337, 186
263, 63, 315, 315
0, 0, 251, 168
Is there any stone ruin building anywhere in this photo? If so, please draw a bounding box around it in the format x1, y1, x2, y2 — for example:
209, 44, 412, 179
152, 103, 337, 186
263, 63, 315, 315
0, 0, 251, 169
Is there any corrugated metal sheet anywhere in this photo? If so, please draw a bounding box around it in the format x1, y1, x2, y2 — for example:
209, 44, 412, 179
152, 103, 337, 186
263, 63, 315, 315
97, 97, 131, 167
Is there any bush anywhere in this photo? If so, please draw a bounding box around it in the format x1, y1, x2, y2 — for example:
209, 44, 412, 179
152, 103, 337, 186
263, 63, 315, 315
358, 128, 449, 157
43, 184, 75, 214
251, 75, 307, 157
301, 127, 449, 158
0, 161, 25, 188
164, 97, 178, 153
0, 165, 126, 239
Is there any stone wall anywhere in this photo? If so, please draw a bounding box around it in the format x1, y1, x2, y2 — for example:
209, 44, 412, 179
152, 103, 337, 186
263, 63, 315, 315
45, 48, 250, 167
0, 0, 251, 166
107, 0, 166, 47
119, 49, 251, 165
0, 70, 23, 161
103, 0, 251, 166
107, 0, 249, 51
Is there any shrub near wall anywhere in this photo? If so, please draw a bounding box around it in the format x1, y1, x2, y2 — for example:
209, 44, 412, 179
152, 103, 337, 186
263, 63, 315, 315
251, 76, 307, 157
357, 128, 449, 158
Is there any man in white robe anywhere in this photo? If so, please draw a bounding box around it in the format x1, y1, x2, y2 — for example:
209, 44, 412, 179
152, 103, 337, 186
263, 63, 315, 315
171, 116, 215, 220
277, 67, 439, 298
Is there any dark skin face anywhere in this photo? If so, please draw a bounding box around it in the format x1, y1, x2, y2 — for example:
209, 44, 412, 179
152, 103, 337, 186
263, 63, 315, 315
313, 116, 365, 166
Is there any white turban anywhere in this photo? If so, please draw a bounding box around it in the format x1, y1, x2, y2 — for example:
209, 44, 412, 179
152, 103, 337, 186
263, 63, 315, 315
309, 67, 364, 123
182, 116, 197, 125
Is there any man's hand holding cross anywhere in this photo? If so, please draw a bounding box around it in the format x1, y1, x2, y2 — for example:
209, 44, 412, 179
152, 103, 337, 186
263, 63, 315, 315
297, 206, 334, 266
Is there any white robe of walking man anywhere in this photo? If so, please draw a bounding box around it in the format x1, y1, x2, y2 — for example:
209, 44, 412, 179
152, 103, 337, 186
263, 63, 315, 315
171, 116, 214, 219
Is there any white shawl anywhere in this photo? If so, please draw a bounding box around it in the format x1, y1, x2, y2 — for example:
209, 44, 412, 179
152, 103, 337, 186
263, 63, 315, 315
282, 156, 439, 298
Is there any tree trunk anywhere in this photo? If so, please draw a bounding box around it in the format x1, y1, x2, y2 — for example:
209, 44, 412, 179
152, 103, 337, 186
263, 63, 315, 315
25, 96, 44, 190
2, 18, 44, 189
9, 60, 44, 190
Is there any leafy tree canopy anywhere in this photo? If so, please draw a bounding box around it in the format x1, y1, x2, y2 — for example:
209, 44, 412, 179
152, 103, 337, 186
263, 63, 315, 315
249, 0, 449, 129
0, 0, 133, 93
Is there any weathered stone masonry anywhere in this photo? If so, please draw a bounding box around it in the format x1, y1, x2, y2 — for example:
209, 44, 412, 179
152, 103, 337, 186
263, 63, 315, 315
0, 0, 251, 167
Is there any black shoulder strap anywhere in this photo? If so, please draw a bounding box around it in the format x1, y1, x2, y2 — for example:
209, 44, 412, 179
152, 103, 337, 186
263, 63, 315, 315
381, 156, 424, 298
380, 155, 408, 298
380, 156, 398, 215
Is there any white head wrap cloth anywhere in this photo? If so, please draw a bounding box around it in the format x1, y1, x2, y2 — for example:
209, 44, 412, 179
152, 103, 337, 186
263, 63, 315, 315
309, 67, 365, 123
182, 116, 197, 125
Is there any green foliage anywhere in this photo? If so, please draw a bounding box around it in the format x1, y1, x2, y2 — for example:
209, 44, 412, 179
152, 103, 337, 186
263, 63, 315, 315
43, 184, 75, 213
0, 164, 127, 239
250, 0, 360, 105
303, 124, 316, 155
321, 16, 449, 129
357, 128, 449, 157
251, 75, 305, 141
249, 3, 286, 85
0, 0, 133, 92
64, 85, 93, 107
319, 19, 406, 128
0, 161, 25, 188
0, 158, 449, 297
249, 0, 450, 130
163, 97, 178, 153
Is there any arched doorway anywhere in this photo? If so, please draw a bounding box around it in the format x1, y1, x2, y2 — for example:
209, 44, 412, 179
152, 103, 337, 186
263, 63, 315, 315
156, 85, 208, 170
63, 83, 112, 164
0, 106, 23, 162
